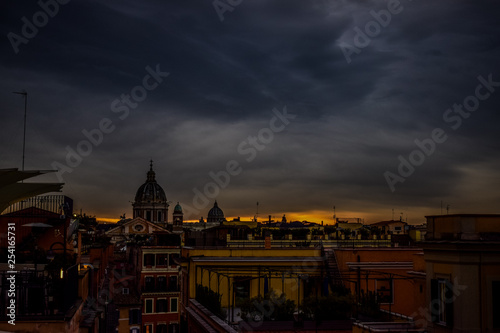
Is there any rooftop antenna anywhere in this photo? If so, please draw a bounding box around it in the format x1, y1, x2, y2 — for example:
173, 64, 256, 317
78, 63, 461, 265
333, 205, 336, 222
256, 201, 259, 222
13, 90, 27, 171
446, 204, 450, 215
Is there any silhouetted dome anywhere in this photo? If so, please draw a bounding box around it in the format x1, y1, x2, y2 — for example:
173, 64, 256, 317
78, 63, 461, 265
134, 161, 166, 204
174, 202, 183, 213
207, 201, 225, 222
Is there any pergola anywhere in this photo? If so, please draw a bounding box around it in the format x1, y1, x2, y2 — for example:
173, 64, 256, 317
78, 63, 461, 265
191, 255, 326, 322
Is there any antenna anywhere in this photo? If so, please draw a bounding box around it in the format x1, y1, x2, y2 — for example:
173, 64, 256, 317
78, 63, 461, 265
13, 90, 28, 171
256, 201, 259, 221
446, 204, 450, 215
333, 205, 336, 221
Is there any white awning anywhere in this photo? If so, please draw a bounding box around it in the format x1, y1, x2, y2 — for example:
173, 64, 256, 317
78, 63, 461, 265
0, 168, 64, 212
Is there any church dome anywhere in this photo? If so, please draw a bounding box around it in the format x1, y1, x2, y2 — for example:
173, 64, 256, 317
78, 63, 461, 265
207, 201, 225, 222
134, 161, 167, 204
174, 202, 183, 213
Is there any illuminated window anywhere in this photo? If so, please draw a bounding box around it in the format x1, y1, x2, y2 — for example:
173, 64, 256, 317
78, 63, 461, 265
144, 324, 153, 333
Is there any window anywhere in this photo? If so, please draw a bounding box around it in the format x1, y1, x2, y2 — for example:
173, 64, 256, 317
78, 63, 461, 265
129, 309, 141, 324
493, 281, 500, 329
169, 253, 179, 267
130, 328, 140, 333
122, 288, 129, 295
430, 279, 453, 327
145, 276, 155, 292
145, 299, 154, 314
376, 279, 393, 304
158, 211, 162, 222
170, 298, 178, 313
144, 254, 155, 267
156, 299, 168, 313
146, 211, 152, 221
157, 324, 167, 333
157, 276, 167, 291
144, 324, 153, 333
169, 276, 178, 291
156, 254, 168, 267
168, 323, 179, 333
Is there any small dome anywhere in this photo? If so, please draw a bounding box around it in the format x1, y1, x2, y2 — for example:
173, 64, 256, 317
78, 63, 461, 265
174, 202, 183, 214
134, 161, 167, 203
207, 201, 225, 222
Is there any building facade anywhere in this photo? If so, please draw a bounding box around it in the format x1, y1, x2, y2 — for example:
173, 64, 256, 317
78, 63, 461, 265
423, 214, 500, 333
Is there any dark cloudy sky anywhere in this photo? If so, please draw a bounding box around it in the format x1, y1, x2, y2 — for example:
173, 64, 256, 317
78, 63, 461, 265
1, 0, 500, 224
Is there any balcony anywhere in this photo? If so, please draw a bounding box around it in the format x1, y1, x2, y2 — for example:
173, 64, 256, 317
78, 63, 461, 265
142, 282, 179, 293
141, 285, 179, 293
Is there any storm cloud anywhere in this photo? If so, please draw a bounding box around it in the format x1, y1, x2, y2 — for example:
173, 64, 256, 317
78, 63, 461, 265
1, 0, 500, 223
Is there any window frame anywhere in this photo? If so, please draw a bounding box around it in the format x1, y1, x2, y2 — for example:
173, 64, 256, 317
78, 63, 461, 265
144, 298, 154, 314
156, 298, 168, 313
144, 324, 154, 333
144, 275, 155, 292
430, 278, 454, 328
129, 308, 141, 325
144, 253, 155, 267
169, 297, 178, 313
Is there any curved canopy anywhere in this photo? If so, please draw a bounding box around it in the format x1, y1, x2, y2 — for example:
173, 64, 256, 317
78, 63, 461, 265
0, 168, 64, 213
